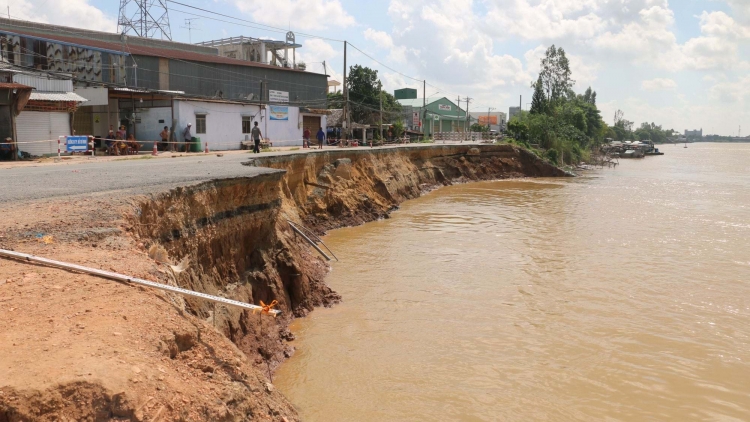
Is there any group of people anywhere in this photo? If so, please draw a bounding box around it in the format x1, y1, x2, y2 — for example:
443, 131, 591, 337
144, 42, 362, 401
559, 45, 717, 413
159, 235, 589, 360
104, 125, 141, 155
102, 121, 324, 156
302, 127, 327, 149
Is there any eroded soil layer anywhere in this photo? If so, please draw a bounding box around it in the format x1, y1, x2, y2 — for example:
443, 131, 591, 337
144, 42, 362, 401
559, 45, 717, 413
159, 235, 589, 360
0, 144, 566, 421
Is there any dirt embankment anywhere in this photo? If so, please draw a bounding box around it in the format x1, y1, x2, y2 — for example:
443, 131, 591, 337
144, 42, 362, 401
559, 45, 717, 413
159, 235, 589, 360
0, 144, 566, 421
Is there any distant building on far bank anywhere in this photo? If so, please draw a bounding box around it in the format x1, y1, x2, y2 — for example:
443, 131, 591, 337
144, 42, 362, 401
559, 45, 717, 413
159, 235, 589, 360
469, 111, 506, 132
509, 106, 521, 121
685, 128, 703, 139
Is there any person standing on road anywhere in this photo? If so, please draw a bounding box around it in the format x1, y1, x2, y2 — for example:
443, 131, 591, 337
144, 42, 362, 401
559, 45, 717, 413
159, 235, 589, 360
183, 123, 192, 153
251, 121, 263, 153
159, 126, 170, 151
316, 127, 325, 149
303, 127, 311, 148
117, 125, 127, 140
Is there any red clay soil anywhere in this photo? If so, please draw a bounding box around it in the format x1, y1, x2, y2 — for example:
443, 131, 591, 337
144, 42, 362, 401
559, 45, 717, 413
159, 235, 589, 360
0, 197, 299, 422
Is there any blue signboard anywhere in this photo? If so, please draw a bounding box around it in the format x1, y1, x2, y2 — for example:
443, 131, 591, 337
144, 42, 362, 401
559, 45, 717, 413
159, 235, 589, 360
66, 136, 89, 152
269, 106, 289, 121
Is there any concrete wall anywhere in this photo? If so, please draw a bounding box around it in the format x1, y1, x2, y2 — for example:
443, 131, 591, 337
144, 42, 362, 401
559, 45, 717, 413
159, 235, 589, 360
264, 106, 300, 146
263, 108, 326, 147
134, 107, 173, 149
174, 100, 261, 151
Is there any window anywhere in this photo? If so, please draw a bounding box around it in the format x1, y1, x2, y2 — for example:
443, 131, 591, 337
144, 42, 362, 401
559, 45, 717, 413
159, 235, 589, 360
242, 116, 252, 134
195, 114, 206, 134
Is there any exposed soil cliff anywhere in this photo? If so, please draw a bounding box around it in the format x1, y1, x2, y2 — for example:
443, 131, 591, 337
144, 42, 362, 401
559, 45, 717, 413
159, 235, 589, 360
0, 144, 566, 421
130, 144, 568, 374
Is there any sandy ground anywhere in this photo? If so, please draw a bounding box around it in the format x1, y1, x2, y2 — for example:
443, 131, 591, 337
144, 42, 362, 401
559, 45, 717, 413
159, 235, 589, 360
0, 196, 299, 421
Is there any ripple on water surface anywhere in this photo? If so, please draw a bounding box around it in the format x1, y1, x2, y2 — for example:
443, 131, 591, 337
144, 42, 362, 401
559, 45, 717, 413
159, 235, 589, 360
275, 143, 750, 421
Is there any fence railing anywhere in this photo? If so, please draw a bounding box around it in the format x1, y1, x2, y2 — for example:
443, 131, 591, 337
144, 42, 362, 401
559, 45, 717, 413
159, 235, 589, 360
433, 132, 492, 142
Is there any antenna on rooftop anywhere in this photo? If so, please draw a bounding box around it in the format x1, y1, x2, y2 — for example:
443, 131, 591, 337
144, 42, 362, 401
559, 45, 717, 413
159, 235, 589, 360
181, 18, 200, 44
118, 0, 172, 40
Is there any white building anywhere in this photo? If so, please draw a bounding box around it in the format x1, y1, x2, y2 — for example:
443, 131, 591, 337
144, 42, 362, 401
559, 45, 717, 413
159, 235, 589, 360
133, 98, 326, 150
6, 70, 88, 156
469, 111, 507, 132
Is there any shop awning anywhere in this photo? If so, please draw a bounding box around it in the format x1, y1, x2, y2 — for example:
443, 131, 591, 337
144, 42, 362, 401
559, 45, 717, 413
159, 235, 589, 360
29, 92, 89, 102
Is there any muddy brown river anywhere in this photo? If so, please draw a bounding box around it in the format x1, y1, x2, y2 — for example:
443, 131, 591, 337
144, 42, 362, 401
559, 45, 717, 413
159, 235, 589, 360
275, 143, 750, 421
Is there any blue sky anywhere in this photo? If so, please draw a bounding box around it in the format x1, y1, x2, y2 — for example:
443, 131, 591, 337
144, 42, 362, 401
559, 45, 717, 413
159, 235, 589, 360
5, 0, 749, 135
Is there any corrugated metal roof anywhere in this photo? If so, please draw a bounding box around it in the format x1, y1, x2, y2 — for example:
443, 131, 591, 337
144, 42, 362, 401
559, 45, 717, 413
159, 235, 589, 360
29, 92, 88, 102
13, 74, 73, 92
397, 97, 446, 108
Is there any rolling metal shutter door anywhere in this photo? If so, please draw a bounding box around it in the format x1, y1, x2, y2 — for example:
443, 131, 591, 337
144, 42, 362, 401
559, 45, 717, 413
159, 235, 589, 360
72, 110, 93, 137
302, 115, 320, 135
50, 112, 71, 140
16, 111, 71, 156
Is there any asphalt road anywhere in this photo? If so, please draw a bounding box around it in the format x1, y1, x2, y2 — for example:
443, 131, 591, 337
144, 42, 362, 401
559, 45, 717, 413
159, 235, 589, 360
0, 152, 279, 204
0, 142, 483, 204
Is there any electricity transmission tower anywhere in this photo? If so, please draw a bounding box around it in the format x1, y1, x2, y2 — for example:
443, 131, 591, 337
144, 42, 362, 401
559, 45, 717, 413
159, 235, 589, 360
118, 0, 172, 40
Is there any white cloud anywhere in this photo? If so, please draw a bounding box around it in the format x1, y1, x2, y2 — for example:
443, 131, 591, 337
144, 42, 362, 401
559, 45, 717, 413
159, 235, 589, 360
709, 75, 750, 103
297, 39, 343, 87
0, 0, 116, 32
484, 1, 606, 41
594, 6, 683, 71
680, 11, 750, 70
363, 29, 394, 49
381, 0, 535, 111
641, 78, 677, 91
724, 0, 750, 24
363, 28, 409, 63
234, 0, 355, 31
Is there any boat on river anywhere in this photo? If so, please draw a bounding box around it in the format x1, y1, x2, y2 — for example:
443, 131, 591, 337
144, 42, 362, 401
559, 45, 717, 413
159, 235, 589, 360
621, 149, 645, 158
602, 140, 664, 158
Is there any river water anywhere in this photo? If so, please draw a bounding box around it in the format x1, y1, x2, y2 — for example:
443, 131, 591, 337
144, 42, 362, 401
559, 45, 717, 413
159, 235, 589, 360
275, 143, 750, 421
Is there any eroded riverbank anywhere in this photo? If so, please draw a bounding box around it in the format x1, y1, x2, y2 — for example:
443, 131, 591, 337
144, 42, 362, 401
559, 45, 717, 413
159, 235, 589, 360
0, 144, 566, 420
276, 143, 750, 421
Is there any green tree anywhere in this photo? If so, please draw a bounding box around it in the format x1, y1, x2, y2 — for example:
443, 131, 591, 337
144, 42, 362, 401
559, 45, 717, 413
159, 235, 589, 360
530, 75, 547, 115
346, 65, 401, 124
539, 45, 575, 105
507, 114, 529, 142
470, 123, 489, 132
327, 91, 344, 109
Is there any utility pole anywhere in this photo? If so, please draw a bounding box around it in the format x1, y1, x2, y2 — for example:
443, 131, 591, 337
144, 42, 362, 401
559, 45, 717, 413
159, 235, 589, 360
181, 18, 199, 43
378, 81, 382, 147
423, 80, 426, 138
465, 97, 472, 139
519, 95, 522, 111
456, 96, 461, 135
343, 41, 349, 141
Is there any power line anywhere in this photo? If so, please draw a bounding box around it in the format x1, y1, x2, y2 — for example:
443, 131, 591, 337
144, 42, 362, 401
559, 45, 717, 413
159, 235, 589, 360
347, 42, 422, 83
166, 0, 344, 42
